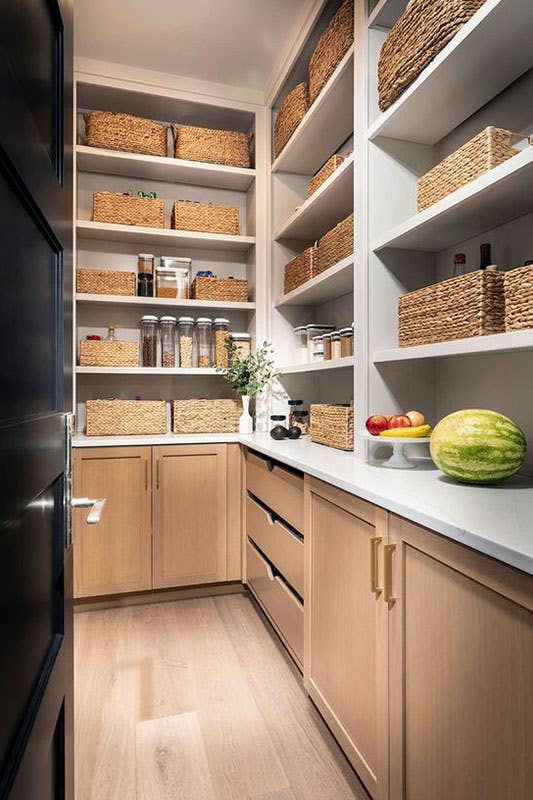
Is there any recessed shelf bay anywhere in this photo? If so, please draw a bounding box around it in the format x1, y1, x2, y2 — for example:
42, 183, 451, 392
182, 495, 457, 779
276, 254, 353, 307
76, 220, 255, 252
76, 293, 255, 312
277, 356, 355, 375
373, 330, 533, 363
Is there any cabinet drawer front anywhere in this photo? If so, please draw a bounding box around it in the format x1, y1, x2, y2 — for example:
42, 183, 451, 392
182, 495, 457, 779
247, 540, 304, 664
245, 450, 304, 532
246, 494, 304, 597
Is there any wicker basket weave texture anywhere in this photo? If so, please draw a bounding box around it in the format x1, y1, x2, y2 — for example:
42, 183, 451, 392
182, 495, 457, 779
171, 200, 239, 235
274, 83, 309, 158
172, 399, 241, 434
378, 0, 486, 111
86, 399, 166, 436
92, 192, 165, 228
417, 127, 520, 211
76, 268, 136, 296
307, 155, 345, 197
504, 266, 533, 332
316, 213, 354, 275
79, 339, 139, 368
84, 111, 168, 157
174, 125, 251, 168
309, 0, 354, 104
191, 276, 248, 303
398, 269, 505, 347
310, 404, 354, 451
284, 247, 318, 295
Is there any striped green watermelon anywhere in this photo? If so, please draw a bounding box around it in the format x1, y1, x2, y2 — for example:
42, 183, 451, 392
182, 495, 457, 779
430, 409, 527, 484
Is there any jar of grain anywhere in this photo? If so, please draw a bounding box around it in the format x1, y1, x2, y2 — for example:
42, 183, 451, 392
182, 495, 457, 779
195, 317, 213, 368
331, 330, 341, 360
214, 318, 230, 368
230, 332, 251, 359
160, 316, 176, 368
323, 332, 332, 360
156, 268, 178, 298
178, 316, 194, 368
141, 315, 158, 367
340, 327, 354, 357
160, 256, 191, 299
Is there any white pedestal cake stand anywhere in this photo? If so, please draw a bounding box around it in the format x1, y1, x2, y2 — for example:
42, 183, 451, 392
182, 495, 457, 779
358, 431, 432, 469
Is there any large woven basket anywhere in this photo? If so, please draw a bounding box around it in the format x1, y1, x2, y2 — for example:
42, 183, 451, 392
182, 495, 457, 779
310, 404, 354, 451
307, 154, 345, 197
378, 0, 486, 111
284, 246, 318, 295
398, 269, 505, 347
316, 213, 354, 275
79, 339, 139, 367
84, 111, 168, 157
171, 200, 239, 235
503, 266, 533, 332
174, 125, 251, 168
191, 275, 248, 302
86, 399, 166, 436
417, 127, 521, 211
274, 83, 309, 158
309, 0, 354, 104
172, 399, 241, 434
76, 267, 136, 296
92, 192, 165, 228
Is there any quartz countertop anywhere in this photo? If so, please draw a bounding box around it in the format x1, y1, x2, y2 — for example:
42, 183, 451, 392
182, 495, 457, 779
73, 433, 241, 447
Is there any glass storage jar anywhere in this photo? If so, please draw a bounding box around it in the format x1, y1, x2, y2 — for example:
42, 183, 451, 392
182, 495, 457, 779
230, 332, 251, 359
160, 257, 191, 299
323, 332, 332, 360
156, 267, 178, 299
270, 415, 288, 440
160, 316, 176, 368
137, 253, 155, 297
195, 317, 213, 368
331, 330, 341, 360
292, 409, 309, 435
138, 253, 154, 275
178, 316, 194, 368
306, 324, 334, 359
214, 318, 230, 368
294, 326, 308, 363
312, 335, 324, 362
340, 326, 354, 357
141, 315, 158, 367
288, 400, 304, 428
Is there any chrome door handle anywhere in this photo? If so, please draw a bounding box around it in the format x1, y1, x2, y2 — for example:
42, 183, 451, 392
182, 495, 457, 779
71, 497, 106, 524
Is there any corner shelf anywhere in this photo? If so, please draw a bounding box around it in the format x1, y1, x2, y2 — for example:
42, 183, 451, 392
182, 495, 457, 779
76, 366, 222, 376
368, 0, 408, 29
276, 254, 353, 307
76, 293, 256, 312
373, 330, 533, 363
277, 356, 355, 375
76, 220, 255, 252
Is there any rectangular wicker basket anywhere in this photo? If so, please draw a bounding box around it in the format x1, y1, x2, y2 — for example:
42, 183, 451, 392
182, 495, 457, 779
172, 399, 241, 434
84, 111, 168, 157
307, 155, 345, 197
86, 399, 166, 436
316, 213, 354, 275
191, 275, 248, 302
274, 83, 309, 159
92, 192, 165, 228
398, 269, 505, 347
503, 266, 533, 332
309, 0, 354, 105
76, 267, 136, 296
173, 125, 251, 168
284, 246, 318, 295
79, 339, 139, 368
417, 127, 521, 211
310, 404, 354, 451
171, 200, 239, 235
378, 0, 486, 111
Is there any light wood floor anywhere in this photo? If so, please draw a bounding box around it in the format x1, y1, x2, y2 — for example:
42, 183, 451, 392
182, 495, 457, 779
74, 593, 369, 800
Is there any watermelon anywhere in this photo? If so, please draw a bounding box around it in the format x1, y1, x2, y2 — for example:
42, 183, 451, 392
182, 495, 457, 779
430, 409, 527, 484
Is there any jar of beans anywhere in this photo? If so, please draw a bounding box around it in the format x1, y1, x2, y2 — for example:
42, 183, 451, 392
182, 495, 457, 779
178, 316, 194, 368
160, 316, 176, 368
331, 330, 341, 360
340, 326, 354, 357
195, 317, 213, 368
213, 318, 230, 368
141, 315, 158, 367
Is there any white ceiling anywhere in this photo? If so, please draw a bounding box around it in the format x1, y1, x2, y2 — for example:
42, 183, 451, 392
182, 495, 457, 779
74, 0, 314, 93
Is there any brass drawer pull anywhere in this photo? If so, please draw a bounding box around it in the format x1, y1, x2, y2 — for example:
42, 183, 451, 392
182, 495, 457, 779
370, 535, 383, 596
384, 543, 397, 606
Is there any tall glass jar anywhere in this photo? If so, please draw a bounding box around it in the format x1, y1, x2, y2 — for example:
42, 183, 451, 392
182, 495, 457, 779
331, 330, 341, 360
340, 326, 354, 357
160, 316, 176, 368
312, 335, 324, 362
323, 332, 332, 360
178, 316, 194, 368
294, 326, 308, 363
306, 324, 334, 359
230, 332, 251, 359
140, 315, 158, 367
195, 317, 213, 368
214, 318, 230, 368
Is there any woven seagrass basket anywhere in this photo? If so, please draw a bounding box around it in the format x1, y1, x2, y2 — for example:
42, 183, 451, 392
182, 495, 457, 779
378, 0, 486, 111
274, 83, 309, 158
309, 0, 354, 104
79, 339, 139, 368
76, 268, 136, 296
398, 269, 505, 347
92, 192, 165, 228
310, 404, 354, 451
316, 213, 354, 275
173, 125, 251, 168
417, 127, 522, 211
503, 266, 533, 332
171, 200, 239, 235
86, 399, 166, 436
191, 275, 248, 303
284, 246, 318, 295
84, 111, 168, 157
172, 399, 241, 434
307, 155, 345, 197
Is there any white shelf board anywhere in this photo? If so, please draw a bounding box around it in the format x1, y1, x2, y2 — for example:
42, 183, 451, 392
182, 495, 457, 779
277, 356, 355, 375
76, 220, 255, 252
373, 330, 533, 363
76, 293, 255, 312
274, 154, 354, 241
276, 254, 354, 307
368, 0, 533, 145
368, 0, 408, 29
372, 147, 533, 253
76, 145, 256, 191
272, 46, 354, 175
76, 366, 222, 376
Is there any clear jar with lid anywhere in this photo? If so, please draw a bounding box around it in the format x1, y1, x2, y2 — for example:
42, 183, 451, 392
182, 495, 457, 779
331, 330, 341, 360
292, 409, 309, 435
288, 399, 304, 428
294, 326, 308, 363
214, 318, 230, 368
270, 415, 288, 440
156, 268, 178, 299
138, 253, 154, 275
312, 335, 324, 362
160, 257, 191, 299
138, 253, 154, 297
323, 332, 332, 360
160, 316, 176, 368
230, 332, 251, 360
306, 324, 334, 359
340, 326, 354, 357
195, 317, 213, 368
178, 316, 194, 368
141, 315, 158, 367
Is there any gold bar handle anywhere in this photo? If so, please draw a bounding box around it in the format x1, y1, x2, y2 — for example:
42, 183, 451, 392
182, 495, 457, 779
370, 535, 382, 596
384, 543, 396, 606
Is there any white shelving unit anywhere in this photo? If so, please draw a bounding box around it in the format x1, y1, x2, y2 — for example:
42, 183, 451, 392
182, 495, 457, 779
276, 356, 355, 375
374, 330, 533, 363
76, 293, 256, 312
276, 255, 353, 307
76, 366, 221, 376
76, 220, 256, 251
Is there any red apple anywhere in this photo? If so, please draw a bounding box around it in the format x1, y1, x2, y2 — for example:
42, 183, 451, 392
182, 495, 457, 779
388, 414, 412, 429
406, 410, 425, 427
366, 415, 389, 436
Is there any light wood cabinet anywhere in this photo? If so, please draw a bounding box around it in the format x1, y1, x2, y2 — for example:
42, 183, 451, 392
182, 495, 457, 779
73, 446, 152, 598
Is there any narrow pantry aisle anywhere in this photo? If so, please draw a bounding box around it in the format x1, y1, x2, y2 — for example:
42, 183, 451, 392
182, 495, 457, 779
74, 595, 369, 800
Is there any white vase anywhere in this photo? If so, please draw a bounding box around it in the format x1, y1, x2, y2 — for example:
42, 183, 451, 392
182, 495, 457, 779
239, 395, 254, 434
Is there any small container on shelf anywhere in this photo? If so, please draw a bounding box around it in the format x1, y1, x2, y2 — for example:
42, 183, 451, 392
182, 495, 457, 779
195, 317, 213, 368
178, 316, 194, 367
306, 324, 334, 359
156, 267, 178, 299
230, 332, 251, 359
331, 330, 341, 360
160, 316, 177, 368
292, 410, 309, 435
294, 326, 308, 363
138, 253, 155, 276
340, 326, 354, 357
140, 315, 158, 367
312, 335, 324, 362
137, 273, 154, 297
323, 332, 332, 360
270, 415, 289, 440
160, 256, 191, 299
288, 400, 307, 432
214, 318, 230, 368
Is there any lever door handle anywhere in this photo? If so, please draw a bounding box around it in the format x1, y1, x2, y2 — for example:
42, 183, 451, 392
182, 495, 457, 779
71, 497, 106, 524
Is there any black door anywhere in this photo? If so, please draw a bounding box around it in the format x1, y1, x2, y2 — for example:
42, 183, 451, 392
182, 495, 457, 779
0, 1, 73, 799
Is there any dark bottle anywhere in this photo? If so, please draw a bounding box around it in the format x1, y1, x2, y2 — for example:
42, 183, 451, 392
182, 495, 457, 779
453, 252, 466, 276
479, 243, 492, 270
270, 415, 288, 440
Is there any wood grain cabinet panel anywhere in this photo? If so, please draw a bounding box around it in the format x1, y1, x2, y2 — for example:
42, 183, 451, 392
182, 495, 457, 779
245, 450, 304, 532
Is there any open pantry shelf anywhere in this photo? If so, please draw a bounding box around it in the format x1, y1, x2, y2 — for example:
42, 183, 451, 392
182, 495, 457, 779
76, 220, 255, 251
76, 145, 256, 191
274, 154, 354, 241
368, 0, 533, 145
76, 366, 222, 376
271, 46, 354, 175
277, 356, 354, 375
372, 147, 533, 253
76, 293, 256, 312
373, 330, 533, 363
368, 0, 408, 29
276, 254, 353, 307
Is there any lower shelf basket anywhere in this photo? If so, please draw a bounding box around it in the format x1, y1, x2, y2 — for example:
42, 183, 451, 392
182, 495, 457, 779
79, 339, 139, 368
86, 399, 167, 436
172, 399, 241, 434
310, 404, 354, 451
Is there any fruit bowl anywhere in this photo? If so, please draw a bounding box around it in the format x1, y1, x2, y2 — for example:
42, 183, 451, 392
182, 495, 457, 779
358, 430, 432, 469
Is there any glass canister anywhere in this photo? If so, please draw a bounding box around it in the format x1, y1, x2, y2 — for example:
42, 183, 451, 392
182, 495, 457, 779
323, 332, 332, 360
294, 326, 308, 363
306, 324, 334, 359
137, 253, 154, 297
160, 257, 191, 299
140, 315, 158, 367
214, 318, 230, 368
156, 267, 178, 298
312, 335, 324, 362
270, 415, 288, 440
138, 253, 154, 275
178, 316, 194, 368
340, 326, 354, 357
288, 400, 304, 428
195, 317, 213, 368
160, 316, 176, 367
292, 409, 309, 435
230, 332, 251, 359
331, 330, 341, 360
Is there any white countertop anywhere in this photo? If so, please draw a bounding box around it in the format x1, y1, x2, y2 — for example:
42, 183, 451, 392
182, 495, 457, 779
240, 433, 533, 576
73, 433, 241, 447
